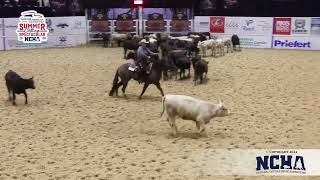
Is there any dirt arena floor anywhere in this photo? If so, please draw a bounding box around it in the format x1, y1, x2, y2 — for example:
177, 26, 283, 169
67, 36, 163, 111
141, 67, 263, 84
0, 46, 319, 180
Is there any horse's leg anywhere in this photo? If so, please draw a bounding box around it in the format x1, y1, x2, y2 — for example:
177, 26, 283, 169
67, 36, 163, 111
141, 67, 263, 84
6, 85, 12, 101
139, 83, 149, 100
115, 81, 123, 96
163, 70, 168, 81
122, 81, 129, 98
124, 48, 127, 59
155, 82, 164, 97
200, 73, 203, 84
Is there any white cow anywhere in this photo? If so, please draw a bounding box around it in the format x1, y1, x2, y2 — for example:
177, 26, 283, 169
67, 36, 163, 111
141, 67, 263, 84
160, 95, 230, 137
223, 38, 233, 53
214, 39, 225, 57
197, 39, 215, 57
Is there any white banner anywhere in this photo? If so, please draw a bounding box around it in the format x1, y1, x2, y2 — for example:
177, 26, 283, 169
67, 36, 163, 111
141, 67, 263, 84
224, 16, 241, 35
0, 18, 4, 50
291, 17, 311, 36
240, 35, 272, 48
194, 16, 210, 32
3, 16, 86, 50
272, 36, 320, 50
47, 16, 87, 36
311, 17, 320, 35
47, 34, 86, 48
211, 33, 272, 48
238, 17, 273, 36
5, 37, 49, 50
0, 38, 3, 51
4, 18, 19, 37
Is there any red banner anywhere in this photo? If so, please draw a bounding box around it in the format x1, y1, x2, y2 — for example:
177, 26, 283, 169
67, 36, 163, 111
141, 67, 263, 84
116, 21, 134, 32
210, 17, 225, 33
91, 21, 110, 32
273, 18, 292, 35
146, 20, 165, 31
170, 20, 189, 32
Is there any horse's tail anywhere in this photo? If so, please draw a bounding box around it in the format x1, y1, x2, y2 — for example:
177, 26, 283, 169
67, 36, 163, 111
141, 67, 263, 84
109, 69, 119, 96
160, 95, 166, 117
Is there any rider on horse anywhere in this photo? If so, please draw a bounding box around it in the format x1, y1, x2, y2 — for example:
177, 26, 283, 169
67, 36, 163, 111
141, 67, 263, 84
137, 39, 158, 74
136, 39, 158, 82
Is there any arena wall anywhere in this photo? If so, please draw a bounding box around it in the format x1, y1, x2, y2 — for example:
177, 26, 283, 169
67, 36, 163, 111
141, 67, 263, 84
1, 15, 320, 51
0, 19, 4, 51
194, 16, 320, 50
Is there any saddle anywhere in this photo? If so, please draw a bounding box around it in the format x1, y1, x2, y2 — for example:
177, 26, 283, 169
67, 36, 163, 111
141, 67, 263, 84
128, 62, 139, 72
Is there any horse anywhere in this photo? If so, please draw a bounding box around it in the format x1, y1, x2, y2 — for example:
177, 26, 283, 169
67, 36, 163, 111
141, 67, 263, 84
109, 53, 165, 99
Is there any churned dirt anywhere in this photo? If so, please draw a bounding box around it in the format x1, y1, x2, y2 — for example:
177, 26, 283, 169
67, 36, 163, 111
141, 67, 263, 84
0, 46, 319, 180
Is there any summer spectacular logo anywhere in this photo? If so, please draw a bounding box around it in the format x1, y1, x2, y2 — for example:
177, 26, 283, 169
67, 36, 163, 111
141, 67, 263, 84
16, 10, 49, 44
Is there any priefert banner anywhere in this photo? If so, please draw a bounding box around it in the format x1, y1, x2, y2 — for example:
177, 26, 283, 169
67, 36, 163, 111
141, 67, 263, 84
272, 36, 320, 50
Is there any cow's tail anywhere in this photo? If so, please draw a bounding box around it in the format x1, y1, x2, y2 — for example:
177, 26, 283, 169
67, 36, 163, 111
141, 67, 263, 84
160, 95, 166, 117
109, 69, 119, 96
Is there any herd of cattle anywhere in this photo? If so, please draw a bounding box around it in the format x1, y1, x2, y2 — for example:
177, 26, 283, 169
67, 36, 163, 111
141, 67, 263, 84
3, 32, 238, 136
102, 32, 241, 84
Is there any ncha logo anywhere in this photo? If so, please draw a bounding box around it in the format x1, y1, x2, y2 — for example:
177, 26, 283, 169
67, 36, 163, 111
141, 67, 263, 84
256, 155, 306, 171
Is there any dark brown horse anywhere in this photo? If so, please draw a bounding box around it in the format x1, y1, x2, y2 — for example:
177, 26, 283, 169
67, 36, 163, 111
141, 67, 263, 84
109, 53, 165, 99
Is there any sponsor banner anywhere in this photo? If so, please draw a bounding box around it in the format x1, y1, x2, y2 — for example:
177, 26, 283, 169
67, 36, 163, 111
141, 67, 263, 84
272, 36, 320, 50
291, 17, 311, 36
170, 20, 190, 32
48, 16, 87, 35
16, 10, 49, 44
47, 35, 86, 48
240, 36, 272, 48
5, 34, 86, 50
311, 17, 320, 35
239, 17, 273, 36
210, 16, 225, 33
211, 33, 272, 48
273, 17, 292, 35
4, 18, 19, 37
5, 37, 49, 50
224, 16, 240, 34
194, 16, 210, 32
184, 149, 320, 176
3, 16, 86, 50
5, 16, 86, 37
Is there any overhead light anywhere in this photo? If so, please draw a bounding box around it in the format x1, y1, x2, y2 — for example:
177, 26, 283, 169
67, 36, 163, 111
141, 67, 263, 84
134, 0, 143, 5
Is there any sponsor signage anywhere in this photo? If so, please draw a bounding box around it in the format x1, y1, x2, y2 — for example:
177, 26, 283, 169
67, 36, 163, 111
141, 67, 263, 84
3, 16, 86, 50
16, 10, 49, 44
311, 18, 320, 35
272, 36, 320, 50
291, 17, 311, 35
194, 16, 210, 32
239, 17, 273, 36
240, 36, 272, 48
224, 16, 240, 34
210, 16, 225, 33
273, 18, 292, 35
